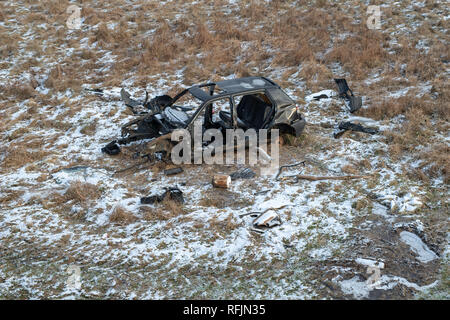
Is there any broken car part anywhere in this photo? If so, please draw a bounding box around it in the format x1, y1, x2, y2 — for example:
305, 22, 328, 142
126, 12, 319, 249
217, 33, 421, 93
101, 141, 121, 155
275, 161, 306, 180
230, 167, 256, 180
253, 210, 281, 228
334, 78, 362, 113
313, 94, 329, 101
163, 167, 183, 176
333, 121, 379, 138
140, 186, 184, 205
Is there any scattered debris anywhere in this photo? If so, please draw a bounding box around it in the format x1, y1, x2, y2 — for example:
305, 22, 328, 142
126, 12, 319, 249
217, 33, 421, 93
230, 167, 256, 180
334, 78, 362, 113
113, 157, 152, 176
275, 161, 306, 180
281, 174, 372, 182
240, 200, 289, 232
305, 90, 336, 103
241, 208, 283, 233
275, 157, 339, 180
140, 187, 184, 204
254, 189, 271, 195
164, 167, 183, 176
101, 141, 121, 155
334, 121, 379, 138
250, 227, 267, 234
212, 174, 231, 188
253, 210, 281, 229
120, 88, 147, 109
313, 93, 330, 101
379, 193, 423, 213
239, 212, 261, 218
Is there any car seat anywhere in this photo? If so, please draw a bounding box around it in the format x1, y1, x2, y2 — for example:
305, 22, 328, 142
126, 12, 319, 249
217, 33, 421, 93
236, 94, 273, 129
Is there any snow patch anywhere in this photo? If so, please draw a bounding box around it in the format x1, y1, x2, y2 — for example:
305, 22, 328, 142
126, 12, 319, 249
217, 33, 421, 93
400, 231, 438, 263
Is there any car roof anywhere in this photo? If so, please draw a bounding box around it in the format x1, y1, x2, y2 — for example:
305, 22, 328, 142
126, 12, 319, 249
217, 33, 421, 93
187, 76, 280, 102
214, 76, 277, 93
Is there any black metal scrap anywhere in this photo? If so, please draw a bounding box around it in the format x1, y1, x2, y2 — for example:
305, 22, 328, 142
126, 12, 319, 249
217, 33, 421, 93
140, 187, 184, 205
334, 78, 362, 113
230, 167, 256, 180
334, 121, 379, 138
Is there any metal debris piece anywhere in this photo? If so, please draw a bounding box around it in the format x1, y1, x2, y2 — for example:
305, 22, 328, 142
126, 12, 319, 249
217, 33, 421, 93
230, 167, 256, 180
334, 78, 362, 113
239, 211, 262, 218
254, 189, 271, 196
334, 121, 379, 138
275, 161, 306, 180
313, 93, 329, 101
163, 167, 183, 176
101, 141, 120, 155
253, 210, 281, 228
250, 227, 267, 234
84, 88, 103, 95
120, 88, 144, 108
140, 186, 184, 204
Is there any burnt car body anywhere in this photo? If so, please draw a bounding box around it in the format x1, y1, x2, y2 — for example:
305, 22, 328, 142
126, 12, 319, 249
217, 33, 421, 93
103, 77, 306, 155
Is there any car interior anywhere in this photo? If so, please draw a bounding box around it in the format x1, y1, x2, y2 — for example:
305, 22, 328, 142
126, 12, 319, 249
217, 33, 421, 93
217, 93, 274, 130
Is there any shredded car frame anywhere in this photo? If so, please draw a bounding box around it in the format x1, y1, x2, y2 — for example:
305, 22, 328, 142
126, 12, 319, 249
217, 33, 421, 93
102, 76, 306, 155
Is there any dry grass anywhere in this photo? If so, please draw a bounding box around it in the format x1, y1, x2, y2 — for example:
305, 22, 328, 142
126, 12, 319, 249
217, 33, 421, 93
0, 145, 49, 172
417, 144, 450, 184
208, 213, 241, 237
1, 82, 35, 101
0, 0, 448, 300
37, 181, 103, 220
64, 181, 101, 204
109, 205, 137, 225
141, 198, 185, 222
0, 189, 25, 205
325, 30, 387, 79
198, 189, 253, 209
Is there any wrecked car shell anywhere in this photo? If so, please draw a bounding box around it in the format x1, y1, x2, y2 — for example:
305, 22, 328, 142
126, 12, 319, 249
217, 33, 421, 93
103, 77, 306, 155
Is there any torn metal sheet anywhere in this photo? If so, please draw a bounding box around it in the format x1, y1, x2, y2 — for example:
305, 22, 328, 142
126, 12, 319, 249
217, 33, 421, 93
334, 121, 379, 138
164, 167, 183, 176
101, 141, 121, 155
253, 210, 281, 228
140, 186, 184, 205
334, 78, 362, 113
230, 167, 256, 180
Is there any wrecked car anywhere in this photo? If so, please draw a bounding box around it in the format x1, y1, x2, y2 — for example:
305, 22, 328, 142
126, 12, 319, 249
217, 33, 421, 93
102, 76, 306, 155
